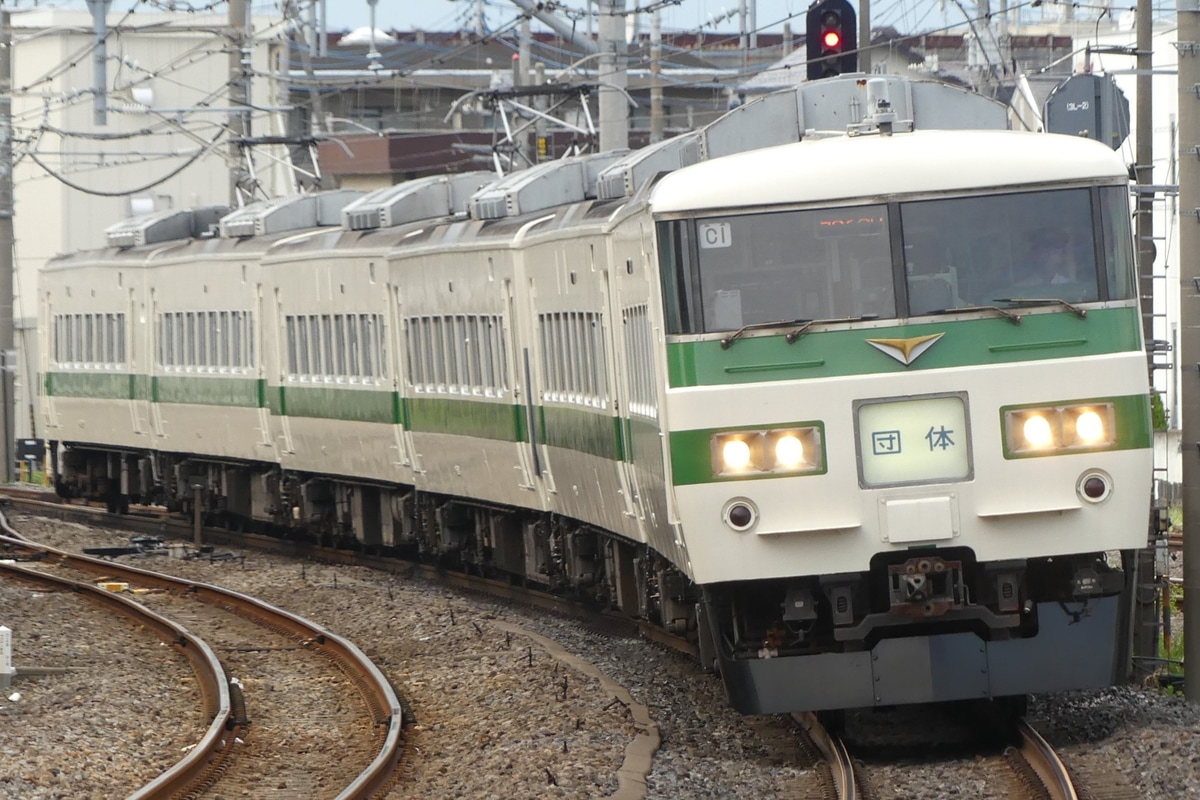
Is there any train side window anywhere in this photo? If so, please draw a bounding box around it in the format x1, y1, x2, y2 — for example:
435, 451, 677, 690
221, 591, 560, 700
286, 316, 298, 378
496, 317, 510, 392
467, 316, 483, 394
362, 315, 375, 380
309, 317, 322, 378
231, 312, 243, 369
482, 317, 497, 395
656, 220, 696, 334
334, 314, 347, 377
1099, 185, 1136, 300
321, 316, 334, 379
297, 315, 310, 378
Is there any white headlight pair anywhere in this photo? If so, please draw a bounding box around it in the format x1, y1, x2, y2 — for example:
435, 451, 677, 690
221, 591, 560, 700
1005, 403, 1115, 453
711, 427, 823, 477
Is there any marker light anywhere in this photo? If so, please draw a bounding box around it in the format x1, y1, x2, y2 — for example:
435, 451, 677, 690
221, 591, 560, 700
1022, 415, 1053, 448
722, 439, 752, 471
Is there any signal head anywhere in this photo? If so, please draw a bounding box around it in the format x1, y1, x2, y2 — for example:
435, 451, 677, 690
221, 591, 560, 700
806, 0, 858, 80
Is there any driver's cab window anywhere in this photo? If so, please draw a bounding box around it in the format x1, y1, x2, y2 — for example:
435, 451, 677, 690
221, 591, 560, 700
694, 205, 895, 333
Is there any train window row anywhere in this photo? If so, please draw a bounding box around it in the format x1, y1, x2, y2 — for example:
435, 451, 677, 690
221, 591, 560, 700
622, 305, 658, 420
52, 313, 126, 369
405, 314, 509, 397
540, 311, 608, 408
285, 313, 387, 384
158, 311, 255, 372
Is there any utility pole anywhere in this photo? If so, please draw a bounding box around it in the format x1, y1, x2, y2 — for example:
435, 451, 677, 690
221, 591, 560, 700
1131, 0, 1159, 684
0, 11, 14, 484
85, 0, 112, 125
229, 0, 252, 205
1177, 0, 1200, 705
597, 0, 627, 153
650, 9, 663, 143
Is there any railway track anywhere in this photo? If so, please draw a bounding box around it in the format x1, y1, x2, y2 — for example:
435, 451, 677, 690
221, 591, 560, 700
0, 510, 405, 799
0, 558, 235, 799
790, 706, 1090, 800
1, 490, 1147, 800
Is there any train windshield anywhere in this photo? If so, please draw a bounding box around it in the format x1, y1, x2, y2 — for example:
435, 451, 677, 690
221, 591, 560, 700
657, 185, 1136, 335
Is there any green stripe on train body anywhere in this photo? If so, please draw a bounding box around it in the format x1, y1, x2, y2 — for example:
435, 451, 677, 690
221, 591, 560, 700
666, 307, 1142, 388
270, 384, 396, 423
45, 372, 259, 405
154, 375, 264, 407
405, 395, 526, 442
541, 404, 625, 461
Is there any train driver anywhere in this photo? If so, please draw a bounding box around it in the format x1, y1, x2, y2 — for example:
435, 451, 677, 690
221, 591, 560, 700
1017, 228, 1082, 288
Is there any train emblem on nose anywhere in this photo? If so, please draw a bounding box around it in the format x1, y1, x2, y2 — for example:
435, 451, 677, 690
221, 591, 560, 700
866, 333, 945, 366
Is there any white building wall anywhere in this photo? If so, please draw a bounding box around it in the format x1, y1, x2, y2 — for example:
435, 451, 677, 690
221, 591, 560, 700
12, 8, 290, 441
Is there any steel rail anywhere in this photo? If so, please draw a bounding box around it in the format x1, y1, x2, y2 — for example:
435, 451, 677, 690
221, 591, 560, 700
0, 559, 235, 800
793, 712, 857, 800
0, 516, 404, 800
1016, 719, 1078, 800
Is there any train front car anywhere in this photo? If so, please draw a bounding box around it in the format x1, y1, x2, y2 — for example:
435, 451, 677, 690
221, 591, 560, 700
652, 129, 1152, 714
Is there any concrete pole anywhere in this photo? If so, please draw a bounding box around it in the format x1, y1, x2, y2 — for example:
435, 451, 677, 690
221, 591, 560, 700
650, 9, 663, 143
0, 11, 13, 484
229, 0, 251, 205
1130, 0, 1159, 684
519, 17, 531, 86
317, 0, 327, 57
1177, 0, 1200, 704
598, 0, 627, 153
85, 0, 112, 126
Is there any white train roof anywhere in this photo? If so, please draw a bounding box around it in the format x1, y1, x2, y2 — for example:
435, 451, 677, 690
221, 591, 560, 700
650, 129, 1130, 214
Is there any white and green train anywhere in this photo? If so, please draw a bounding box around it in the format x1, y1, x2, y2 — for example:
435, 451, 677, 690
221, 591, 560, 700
40, 77, 1152, 714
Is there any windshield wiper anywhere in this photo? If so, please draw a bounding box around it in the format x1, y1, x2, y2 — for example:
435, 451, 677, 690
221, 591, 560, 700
993, 297, 1088, 319
721, 318, 809, 349
929, 305, 1023, 325
785, 314, 880, 344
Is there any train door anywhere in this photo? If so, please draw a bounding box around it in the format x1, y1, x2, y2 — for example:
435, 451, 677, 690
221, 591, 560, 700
615, 303, 649, 527
128, 286, 150, 436
613, 234, 654, 537
387, 282, 413, 473
508, 276, 545, 493
272, 286, 296, 455
147, 288, 167, 439
40, 291, 59, 431
254, 282, 272, 447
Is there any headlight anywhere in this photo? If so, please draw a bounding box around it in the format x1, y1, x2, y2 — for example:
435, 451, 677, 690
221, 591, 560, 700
1022, 415, 1053, 448
711, 427, 823, 477
774, 434, 805, 469
1004, 402, 1116, 455
722, 438, 753, 470
1074, 410, 1105, 443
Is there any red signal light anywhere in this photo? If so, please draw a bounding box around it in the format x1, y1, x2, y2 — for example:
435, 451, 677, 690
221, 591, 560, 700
822, 29, 842, 49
